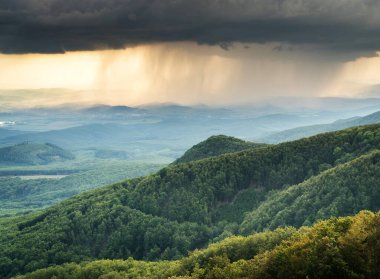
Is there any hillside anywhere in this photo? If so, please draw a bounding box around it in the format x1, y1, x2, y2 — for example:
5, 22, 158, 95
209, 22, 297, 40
263, 110, 380, 143
0, 124, 380, 277
16, 210, 380, 279
0, 143, 74, 165
240, 150, 380, 233
173, 135, 265, 164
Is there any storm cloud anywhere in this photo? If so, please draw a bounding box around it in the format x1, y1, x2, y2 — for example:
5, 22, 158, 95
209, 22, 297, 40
1, 0, 380, 57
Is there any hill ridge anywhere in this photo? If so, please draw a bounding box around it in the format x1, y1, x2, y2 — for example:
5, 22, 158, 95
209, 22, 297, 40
173, 134, 266, 164
262, 110, 380, 143
0, 142, 74, 165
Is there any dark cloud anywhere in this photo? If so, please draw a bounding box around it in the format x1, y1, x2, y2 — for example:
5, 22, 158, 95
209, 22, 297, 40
1, 0, 380, 57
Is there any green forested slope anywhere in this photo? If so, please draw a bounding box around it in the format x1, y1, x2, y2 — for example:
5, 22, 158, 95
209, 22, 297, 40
0, 184, 213, 277
15, 211, 380, 279
127, 124, 380, 224
240, 150, 380, 233
173, 135, 265, 164
1, 124, 380, 277
0, 142, 74, 165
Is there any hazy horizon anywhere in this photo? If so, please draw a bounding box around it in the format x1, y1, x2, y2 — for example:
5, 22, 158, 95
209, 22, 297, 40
1, 86, 380, 110
1, 44, 380, 107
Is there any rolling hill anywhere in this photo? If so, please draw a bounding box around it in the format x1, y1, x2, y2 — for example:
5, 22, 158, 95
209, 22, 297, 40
173, 135, 266, 164
0, 142, 74, 165
0, 124, 380, 277
240, 150, 380, 233
262, 110, 380, 143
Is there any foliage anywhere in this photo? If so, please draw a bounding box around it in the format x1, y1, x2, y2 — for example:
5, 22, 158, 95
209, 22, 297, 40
15, 211, 380, 279
0, 183, 213, 277
240, 150, 380, 233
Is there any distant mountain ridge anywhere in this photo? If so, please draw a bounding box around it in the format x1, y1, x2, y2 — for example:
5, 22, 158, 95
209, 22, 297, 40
262, 110, 380, 143
3, 102, 374, 159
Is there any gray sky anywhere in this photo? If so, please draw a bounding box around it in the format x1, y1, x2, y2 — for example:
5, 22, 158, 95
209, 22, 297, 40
1, 0, 380, 58
0, 1, 380, 106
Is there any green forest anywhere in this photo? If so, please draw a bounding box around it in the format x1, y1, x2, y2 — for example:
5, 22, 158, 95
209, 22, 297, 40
13, 211, 380, 279
1, 124, 380, 278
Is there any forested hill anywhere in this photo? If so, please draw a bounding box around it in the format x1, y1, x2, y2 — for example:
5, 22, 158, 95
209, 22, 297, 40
0, 142, 74, 165
173, 135, 266, 164
1, 124, 380, 277
239, 150, 380, 233
15, 211, 380, 279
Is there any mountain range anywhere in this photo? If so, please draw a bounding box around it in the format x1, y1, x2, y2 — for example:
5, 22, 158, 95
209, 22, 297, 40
2, 101, 380, 163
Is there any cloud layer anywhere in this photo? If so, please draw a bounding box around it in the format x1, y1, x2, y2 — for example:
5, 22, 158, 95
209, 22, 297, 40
1, 0, 380, 57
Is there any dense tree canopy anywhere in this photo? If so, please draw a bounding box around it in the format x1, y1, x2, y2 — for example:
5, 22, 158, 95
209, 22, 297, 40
240, 150, 380, 233
15, 211, 380, 279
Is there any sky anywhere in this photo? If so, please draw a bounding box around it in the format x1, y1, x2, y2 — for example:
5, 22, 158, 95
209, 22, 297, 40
1, 0, 380, 106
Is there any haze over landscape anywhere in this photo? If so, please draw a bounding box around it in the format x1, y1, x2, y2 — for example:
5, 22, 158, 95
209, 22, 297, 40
0, 1, 380, 278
